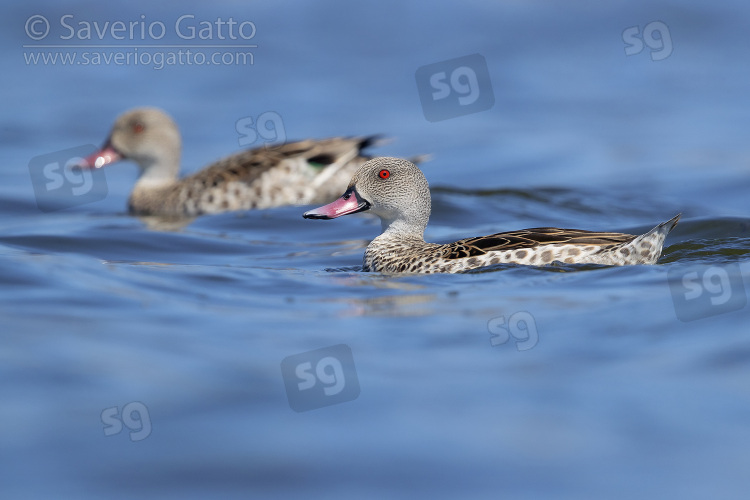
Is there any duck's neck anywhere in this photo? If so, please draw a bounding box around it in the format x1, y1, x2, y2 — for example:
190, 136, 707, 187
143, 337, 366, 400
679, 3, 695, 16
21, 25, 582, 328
128, 159, 180, 215
365, 217, 438, 273
379, 217, 427, 242
133, 158, 180, 193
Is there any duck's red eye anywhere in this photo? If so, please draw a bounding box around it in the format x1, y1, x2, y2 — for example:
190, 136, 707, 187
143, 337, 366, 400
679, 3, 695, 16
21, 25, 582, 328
378, 169, 390, 179
132, 123, 145, 134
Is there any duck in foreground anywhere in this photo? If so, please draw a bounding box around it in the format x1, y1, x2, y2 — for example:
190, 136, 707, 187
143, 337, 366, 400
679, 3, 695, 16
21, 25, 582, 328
303, 157, 681, 273
79, 107, 391, 216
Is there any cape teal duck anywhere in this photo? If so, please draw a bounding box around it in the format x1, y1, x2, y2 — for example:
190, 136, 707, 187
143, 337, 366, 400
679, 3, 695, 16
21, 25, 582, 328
80, 107, 394, 216
303, 157, 681, 273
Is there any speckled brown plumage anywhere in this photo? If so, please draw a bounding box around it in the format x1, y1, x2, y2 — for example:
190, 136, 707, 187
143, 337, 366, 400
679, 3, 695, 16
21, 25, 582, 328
440, 228, 635, 258
304, 157, 681, 273
126, 136, 379, 216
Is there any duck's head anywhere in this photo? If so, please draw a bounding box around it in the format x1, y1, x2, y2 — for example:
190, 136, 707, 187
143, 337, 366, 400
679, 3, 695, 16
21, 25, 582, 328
80, 107, 181, 182
303, 157, 431, 236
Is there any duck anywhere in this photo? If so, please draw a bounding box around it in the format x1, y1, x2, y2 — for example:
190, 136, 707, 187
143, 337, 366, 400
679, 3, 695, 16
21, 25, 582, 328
303, 157, 681, 273
79, 107, 394, 216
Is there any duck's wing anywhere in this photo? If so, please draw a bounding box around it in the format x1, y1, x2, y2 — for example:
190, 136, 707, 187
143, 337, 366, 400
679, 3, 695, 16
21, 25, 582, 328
443, 227, 636, 259
181, 136, 382, 187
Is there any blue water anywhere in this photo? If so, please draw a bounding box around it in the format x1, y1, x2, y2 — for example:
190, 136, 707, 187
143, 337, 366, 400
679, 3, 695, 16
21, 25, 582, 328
3, 1, 750, 498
